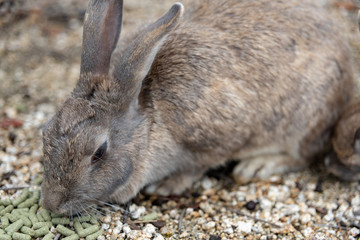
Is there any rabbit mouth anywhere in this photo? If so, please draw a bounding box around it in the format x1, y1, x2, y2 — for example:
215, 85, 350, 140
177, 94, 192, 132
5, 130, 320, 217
58, 198, 98, 216
325, 150, 360, 181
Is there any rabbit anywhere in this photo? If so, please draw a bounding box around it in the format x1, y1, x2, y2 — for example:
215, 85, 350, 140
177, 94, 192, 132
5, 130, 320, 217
41, 0, 354, 214
326, 103, 360, 181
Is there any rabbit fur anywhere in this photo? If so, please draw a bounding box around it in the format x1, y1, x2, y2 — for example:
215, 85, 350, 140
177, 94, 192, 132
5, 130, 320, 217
327, 103, 360, 181
41, 0, 353, 214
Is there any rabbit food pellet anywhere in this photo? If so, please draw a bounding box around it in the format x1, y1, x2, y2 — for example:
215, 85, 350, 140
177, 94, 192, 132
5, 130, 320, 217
56, 224, 76, 236
0, 187, 101, 239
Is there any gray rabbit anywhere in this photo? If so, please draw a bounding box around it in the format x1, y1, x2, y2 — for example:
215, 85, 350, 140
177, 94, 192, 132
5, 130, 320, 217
41, 0, 353, 214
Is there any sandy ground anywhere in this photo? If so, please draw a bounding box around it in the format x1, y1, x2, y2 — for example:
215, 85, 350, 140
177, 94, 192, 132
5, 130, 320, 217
1, 0, 360, 239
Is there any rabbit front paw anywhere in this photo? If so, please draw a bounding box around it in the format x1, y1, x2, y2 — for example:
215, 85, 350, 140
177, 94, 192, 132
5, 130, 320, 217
233, 154, 306, 184
145, 170, 204, 196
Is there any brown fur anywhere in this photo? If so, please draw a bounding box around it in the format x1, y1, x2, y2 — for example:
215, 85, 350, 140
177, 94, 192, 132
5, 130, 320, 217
42, 0, 353, 214
327, 103, 360, 181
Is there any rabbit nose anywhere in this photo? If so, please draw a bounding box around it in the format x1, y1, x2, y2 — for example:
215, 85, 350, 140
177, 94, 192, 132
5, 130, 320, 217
41, 189, 64, 214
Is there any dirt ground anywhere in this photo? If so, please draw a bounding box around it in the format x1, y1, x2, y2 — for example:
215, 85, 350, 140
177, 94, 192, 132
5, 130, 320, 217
1, 0, 360, 239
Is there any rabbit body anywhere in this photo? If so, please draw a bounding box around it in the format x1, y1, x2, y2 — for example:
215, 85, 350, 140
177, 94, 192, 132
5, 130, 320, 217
42, 0, 353, 214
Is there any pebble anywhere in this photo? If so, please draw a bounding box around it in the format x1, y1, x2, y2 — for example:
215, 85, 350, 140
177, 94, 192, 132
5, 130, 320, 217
352, 195, 360, 206
323, 211, 334, 222
101, 224, 110, 230
260, 198, 273, 210
349, 227, 360, 236
204, 221, 216, 230
302, 227, 314, 237
103, 216, 111, 223
169, 209, 178, 219
122, 225, 132, 235
236, 221, 252, 233
143, 224, 156, 237
115, 220, 123, 229
126, 230, 141, 239
186, 208, 194, 214
153, 233, 165, 240
179, 232, 189, 238
201, 177, 213, 190
130, 205, 146, 219
160, 226, 173, 236
300, 213, 311, 224
199, 202, 215, 214
219, 190, 231, 201
223, 227, 234, 234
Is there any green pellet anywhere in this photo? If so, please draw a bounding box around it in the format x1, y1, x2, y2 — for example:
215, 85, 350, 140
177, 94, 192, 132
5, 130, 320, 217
0, 229, 4, 234
81, 223, 92, 228
43, 232, 55, 240
74, 220, 83, 233
89, 215, 98, 225
36, 213, 44, 222
141, 212, 158, 221
1, 216, 9, 228
40, 209, 51, 221
0, 207, 4, 212
20, 226, 34, 236
56, 224, 76, 236
18, 216, 31, 228
32, 176, 43, 185
0, 206, 13, 216
13, 208, 29, 212
34, 226, 49, 237
33, 222, 52, 229
0, 199, 11, 206
28, 213, 38, 225
17, 198, 37, 209
50, 213, 64, 218
12, 188, 30, 207
62, 234, 79, 240
0, 234, 11, 240
5, 219, 23, 234
12, 209, 29, 217
31, 190, 40, 200
12, 232, 31, 240
52, 217, 70, 225
85, 229, 103, 240
4, 213, 18, 223
29, 204, 38, 214
78, 225, 99, 237
75, 215, 91, 222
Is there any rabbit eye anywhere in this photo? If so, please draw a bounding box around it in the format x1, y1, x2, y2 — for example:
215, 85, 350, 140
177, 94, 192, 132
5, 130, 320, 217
91, 141, 107, 164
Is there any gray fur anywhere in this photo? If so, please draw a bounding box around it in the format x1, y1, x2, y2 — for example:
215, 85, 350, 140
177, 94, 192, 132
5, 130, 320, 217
327, 103, 360, 181
42, 0, 353, 214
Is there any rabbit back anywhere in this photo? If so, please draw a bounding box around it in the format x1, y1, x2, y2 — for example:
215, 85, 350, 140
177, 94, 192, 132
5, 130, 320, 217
143, 0, 353, 164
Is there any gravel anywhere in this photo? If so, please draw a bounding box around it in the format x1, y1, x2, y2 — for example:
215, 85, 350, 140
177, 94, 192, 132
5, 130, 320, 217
1, 0, 360, 239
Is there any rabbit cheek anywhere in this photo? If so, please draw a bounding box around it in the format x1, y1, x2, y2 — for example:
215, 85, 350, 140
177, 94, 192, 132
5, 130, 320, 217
92, 154, 133, 197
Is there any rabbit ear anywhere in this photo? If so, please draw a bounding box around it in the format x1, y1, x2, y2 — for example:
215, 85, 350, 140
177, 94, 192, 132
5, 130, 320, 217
109, 2, 184, 104
80, 0, 123, 75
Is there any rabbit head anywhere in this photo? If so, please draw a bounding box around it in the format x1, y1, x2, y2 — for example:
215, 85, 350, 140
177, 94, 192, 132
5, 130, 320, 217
326, 103, 360, 181
41, 0, 184, 214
